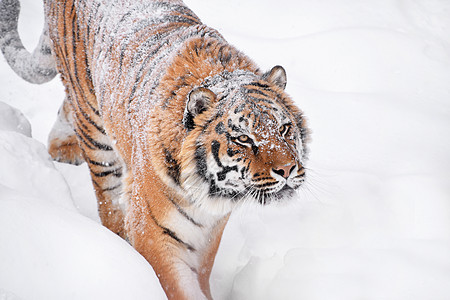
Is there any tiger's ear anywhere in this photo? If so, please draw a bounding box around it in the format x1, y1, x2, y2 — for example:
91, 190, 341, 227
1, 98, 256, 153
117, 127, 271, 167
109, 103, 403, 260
183, 87, 216, 130
263, 65, 287, 90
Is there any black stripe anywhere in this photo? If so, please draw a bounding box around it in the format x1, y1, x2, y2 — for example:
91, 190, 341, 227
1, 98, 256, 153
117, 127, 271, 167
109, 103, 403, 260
254, 181, 278, 189
199, 103, 226, 132
164, 148, 181, 185
208, 178, 220, 196
59, 2, 73, 91
248, 82, 270, 89
91, 178, 101, 188
247, 95, 274, 105
217, 45, 231, 67
86, 157, 116, 167
71, 95, 106, 135
227, 148, 241, 157
161, 15, 199, 26
58, 7, 101, 122
249, 81, 286, 104
74, 129, 96, 150
217, 165, 238, 181
211, 140, 238, 181
75, 126, 113, 151
245, 88, 270, 98
167, 197, 203, 227
73, 111, 93, 134
146, 202, 196, 252
215, 122, 226, 135
252, 176, 273, 182
211, 140, 223, 167
71, 16, 100, 117
240, 162, 250, 179
163, 227, 195, 252
194, 145, 207, 179
91, 168, 122, 178
162, 79, 190, 109
84, 2, 97, 45
234, 103, 246, 114
84, 54, 95, 95
93, 8, 104, 42
102, 184, 122, 192
91, 174, 121, 192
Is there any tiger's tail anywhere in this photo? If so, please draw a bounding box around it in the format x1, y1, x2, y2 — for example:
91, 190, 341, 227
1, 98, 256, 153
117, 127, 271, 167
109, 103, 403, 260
0, 0, 57, 84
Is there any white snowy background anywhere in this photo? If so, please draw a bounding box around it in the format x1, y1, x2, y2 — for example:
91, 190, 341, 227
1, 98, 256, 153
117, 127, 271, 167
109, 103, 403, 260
1, 0, 450, 299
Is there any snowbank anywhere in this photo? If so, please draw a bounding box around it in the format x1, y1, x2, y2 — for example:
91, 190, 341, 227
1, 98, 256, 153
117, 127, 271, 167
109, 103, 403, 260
1, 0, 450, 299
0, 102, 166, 299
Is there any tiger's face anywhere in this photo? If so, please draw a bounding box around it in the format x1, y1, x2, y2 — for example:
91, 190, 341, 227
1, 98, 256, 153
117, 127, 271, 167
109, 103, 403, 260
180, 67, 309, 214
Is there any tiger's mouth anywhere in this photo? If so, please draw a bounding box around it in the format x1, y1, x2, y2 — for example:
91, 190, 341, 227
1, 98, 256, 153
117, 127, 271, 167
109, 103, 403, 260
253, 184, 296, 205
237, 177, 301, 205
214, 170, 306, 205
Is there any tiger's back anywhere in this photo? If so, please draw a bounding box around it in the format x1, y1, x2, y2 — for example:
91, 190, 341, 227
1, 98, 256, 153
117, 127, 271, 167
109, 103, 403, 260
1, 0, 310, 299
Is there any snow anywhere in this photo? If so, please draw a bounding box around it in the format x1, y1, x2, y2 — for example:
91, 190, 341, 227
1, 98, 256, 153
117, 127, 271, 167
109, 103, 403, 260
0, 101, 31, 136
1, 0, 450, 299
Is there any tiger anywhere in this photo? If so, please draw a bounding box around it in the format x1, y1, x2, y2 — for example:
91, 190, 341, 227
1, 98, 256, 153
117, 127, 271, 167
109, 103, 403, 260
0, 0, 310, 299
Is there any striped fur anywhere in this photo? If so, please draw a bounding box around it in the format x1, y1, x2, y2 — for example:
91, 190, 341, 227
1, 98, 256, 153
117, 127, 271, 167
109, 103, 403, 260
1, 0, 310, 299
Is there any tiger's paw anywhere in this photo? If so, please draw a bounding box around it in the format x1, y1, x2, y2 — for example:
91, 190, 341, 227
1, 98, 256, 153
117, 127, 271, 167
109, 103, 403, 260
48, 100, 84, 165
48, 135, 84, 165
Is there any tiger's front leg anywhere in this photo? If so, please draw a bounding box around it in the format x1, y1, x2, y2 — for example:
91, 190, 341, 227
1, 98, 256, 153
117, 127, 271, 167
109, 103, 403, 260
123, 167, 229, 300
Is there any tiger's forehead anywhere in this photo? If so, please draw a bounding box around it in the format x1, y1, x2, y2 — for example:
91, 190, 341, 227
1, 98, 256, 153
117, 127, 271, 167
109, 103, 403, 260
231, 88, 289, 123
205, 69, 292, 135
226, 100, 287, 136
221, 88, 291, 139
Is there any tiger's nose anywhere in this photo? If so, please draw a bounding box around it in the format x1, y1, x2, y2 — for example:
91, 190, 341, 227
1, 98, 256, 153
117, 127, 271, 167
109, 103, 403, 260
272, 163, 296, 179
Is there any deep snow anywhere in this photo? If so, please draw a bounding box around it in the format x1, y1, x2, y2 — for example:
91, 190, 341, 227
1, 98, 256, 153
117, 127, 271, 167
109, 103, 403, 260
1, 0, 450, 299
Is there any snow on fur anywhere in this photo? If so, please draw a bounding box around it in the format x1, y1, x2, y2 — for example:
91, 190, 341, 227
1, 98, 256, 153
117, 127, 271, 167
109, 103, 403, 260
1, 0, 450, 299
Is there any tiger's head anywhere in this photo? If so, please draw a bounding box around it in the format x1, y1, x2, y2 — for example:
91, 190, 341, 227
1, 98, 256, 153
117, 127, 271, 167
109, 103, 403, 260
179, 66, 309, 214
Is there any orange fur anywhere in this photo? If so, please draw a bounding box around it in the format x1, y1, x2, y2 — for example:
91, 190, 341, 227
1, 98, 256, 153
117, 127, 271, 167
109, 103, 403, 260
41, 0, 310, 298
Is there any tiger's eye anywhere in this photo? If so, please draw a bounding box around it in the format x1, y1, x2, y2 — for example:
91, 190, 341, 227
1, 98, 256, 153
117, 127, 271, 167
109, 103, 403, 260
280, 124, 290, 136
238, 135, 250, 143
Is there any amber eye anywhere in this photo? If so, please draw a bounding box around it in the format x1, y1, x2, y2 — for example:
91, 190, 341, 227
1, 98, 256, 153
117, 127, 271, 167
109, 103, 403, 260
233, 134, 258, 153
280, 124, 291, 136
233, 134, 253, 146
237, 134, 251, 143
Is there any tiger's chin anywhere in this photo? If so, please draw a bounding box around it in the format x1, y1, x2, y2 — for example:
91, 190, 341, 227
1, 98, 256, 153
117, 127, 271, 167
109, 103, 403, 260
248, 184, 297, 205
185, 184, 300, 215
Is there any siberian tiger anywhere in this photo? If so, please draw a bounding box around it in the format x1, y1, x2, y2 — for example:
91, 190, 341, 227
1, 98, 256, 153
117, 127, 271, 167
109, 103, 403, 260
0, 0, 310, 298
